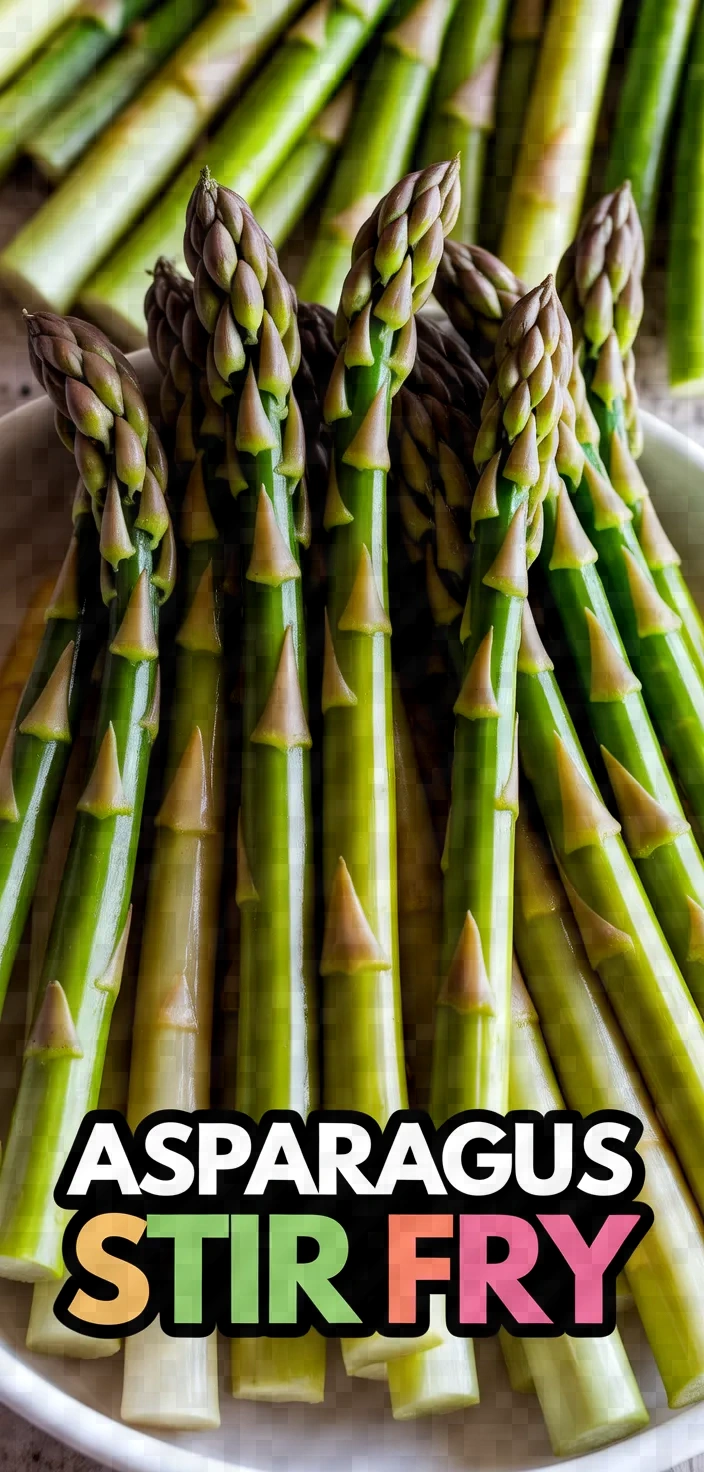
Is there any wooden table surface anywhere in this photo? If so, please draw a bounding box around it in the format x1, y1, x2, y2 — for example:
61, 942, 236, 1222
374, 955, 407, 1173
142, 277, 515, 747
0, 175, 703, 1471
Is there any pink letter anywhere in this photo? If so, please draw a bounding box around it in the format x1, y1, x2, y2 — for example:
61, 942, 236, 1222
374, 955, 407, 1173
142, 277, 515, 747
538, 1214, 640, 1324
459, 1215, 551, 1325
388, 1214, 453, 1324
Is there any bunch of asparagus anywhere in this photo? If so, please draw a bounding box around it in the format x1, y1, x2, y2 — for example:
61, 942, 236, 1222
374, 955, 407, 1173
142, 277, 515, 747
3, 153, 704, 1462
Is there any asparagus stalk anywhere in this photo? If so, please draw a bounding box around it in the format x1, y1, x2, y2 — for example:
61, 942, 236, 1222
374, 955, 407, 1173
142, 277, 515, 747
392, 679, 441, 1107
0, 577, 56, 748
26, 738, 133, 1360
668, 3, 704, 394
509, 961, 648, 1454
498, 0, 621, 283
121, 367, 225, 1430
323, 161, 460, 1380
0, 0, 303, 320
438, 237, 704, 845
297, 0, 456, 309
185, 172, 323, 1401
559, 182, 704, 678
82, 0, 397, 346
0, 452, 103, 1019
28, 0, 208, 183
483, 0, 548, 251
0, 314, 171, 1280
499, 1330, 534, 1393
0, 0, 154, 181
604, 0, 698, 252
418, 0, 511, 245
515, 810, 704, 1408
538, 416, 704, 1012
255, 84, 357, 252
0, 0, 81, 88
431, 274, 570, 1126
515, 601, 704, 1216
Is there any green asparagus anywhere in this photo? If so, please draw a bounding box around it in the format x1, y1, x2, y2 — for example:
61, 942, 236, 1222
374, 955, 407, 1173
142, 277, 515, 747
254, 84, 357, 251
483, 0, 548, 250
185, 170, 323, 1401
0, 0, 80, 88
515, 810, 704, 1408
559, 182, 704, 676
323, 160, 462, 1382
0, 0, 303, 323
419, 0, 511, 245
499, 0, 621, 283
668, 2, 704, 393
82, 0, 396, 345
605, 0, 699, 252
509, 962, 648, 1454
0, 313, 171, 1280
28, 0, 208, 182
515, 599, 704, 1216
271, 0, 457, 310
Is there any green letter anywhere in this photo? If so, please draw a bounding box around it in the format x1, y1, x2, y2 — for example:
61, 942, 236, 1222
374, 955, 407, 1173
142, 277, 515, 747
231, 1214, 259, 1321
147, 1214, 229, 1323
269, 1214, 360, 1325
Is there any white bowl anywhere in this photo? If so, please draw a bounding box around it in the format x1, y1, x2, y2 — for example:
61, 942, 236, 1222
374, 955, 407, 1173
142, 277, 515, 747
0, 367, 702, 1472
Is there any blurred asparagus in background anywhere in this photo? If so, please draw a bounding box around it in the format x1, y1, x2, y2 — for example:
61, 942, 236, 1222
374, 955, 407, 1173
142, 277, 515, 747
0, 0, 304, 317
0, 0, 81, 90
483, 0, 547, 250
605, 0, 699, 254
255, 83, 356, 250
81, 0, 395, 344
499, 0, 621, 283
668, 1, 704, 396
418, 0, 510, 245
28, 0, 209, 182
0, 0, 162, 180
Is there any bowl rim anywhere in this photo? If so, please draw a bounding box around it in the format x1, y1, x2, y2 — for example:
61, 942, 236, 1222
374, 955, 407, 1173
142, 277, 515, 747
0, 389, 702, 1472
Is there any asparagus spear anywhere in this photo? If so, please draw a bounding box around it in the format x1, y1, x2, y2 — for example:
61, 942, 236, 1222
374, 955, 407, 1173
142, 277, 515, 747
515, 601, 704, 1215
483, 0, 548, 251
669, 3, 704, 394
0, 577, 56, 748
0, 0, 155, 181
185, 171, 324, 1401
509, 962, 648, 1454
498, 0, 621, 283
604, 0, 699, 252
418, 0, 511, 245
0, 314, 171, 1280
431, 274, 570, 1126
28, 0, 209, 183
0, 0, 303, 321
438, 235, 704, 844
0, 0, 81, 89
82, 0, 397, 346
323, 160, 461, 1380
255, 84, 357, 252
515, 810, 704, 1408
0, 412, 104, 1019
297, 0, 456, 309
538, 425, 704, 1011
559, 182, 704, 678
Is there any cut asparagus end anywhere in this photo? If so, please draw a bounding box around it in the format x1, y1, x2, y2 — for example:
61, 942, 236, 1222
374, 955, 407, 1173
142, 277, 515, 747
27, 1275, 120, 1359
122, 1323, 220, 1428
350, 1360, 388, 1381
341, 1322, 444, 1375
523, 1330, 648, 1456
231, 1332, 326, 1403
387, 1298, 479, 1419
499, 1328, 535, 1394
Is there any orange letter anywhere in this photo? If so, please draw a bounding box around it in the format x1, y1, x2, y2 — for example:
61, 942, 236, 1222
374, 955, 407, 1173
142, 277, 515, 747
67, 1213, 149, 1327
388, 1214, 453, 1324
